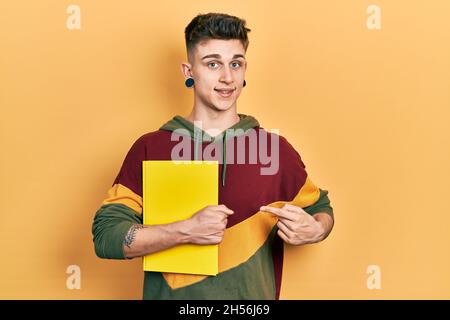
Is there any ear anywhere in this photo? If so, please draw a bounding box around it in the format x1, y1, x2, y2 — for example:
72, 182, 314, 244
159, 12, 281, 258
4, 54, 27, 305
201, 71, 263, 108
180, 62, 193, 79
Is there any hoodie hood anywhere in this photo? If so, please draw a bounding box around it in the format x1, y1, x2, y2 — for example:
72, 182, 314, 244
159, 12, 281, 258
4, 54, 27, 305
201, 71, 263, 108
159, 113, 260, 187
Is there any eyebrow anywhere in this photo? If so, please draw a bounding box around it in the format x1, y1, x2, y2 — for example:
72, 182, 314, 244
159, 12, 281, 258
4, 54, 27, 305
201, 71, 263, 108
201, 54, 246, 60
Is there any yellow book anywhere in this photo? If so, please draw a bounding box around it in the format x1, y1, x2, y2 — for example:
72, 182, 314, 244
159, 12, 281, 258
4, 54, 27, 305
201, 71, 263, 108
142, 160, 218, 275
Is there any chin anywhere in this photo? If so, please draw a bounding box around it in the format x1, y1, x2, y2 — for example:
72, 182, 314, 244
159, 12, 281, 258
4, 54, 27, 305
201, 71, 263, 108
213, 102, 234, 112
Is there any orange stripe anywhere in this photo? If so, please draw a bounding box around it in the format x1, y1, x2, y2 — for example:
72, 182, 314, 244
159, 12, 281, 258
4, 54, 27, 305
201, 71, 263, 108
288, 176, 320, 208
161, 177, 321, 290
102, 183, 142, 214
163, 210, 278, 289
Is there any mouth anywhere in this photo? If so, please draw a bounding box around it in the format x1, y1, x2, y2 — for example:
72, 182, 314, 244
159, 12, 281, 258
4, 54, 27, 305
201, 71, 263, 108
214, 88, 235, 98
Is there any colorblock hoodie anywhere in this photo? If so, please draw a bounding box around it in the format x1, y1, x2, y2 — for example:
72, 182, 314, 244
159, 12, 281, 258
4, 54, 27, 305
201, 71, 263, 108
92, 113, 333, 300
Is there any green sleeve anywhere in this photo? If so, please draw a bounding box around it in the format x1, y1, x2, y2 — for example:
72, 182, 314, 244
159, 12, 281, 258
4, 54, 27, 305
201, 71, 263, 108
92, 203, 142, 259
303, 189, 334, 219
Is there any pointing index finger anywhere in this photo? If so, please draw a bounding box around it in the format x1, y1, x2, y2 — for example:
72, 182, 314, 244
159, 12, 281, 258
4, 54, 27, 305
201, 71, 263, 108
259, 205, 298, 221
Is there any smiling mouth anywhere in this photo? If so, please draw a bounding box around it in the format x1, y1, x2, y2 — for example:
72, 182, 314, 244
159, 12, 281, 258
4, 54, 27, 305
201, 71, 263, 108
214, 88, 235, 98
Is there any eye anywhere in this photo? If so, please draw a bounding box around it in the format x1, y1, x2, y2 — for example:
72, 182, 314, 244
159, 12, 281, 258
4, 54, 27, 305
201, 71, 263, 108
208, 62, 219, 69
231, 62, 241, 68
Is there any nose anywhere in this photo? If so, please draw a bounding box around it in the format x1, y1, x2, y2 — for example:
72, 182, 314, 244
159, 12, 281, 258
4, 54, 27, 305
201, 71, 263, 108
219, 65, 233, 84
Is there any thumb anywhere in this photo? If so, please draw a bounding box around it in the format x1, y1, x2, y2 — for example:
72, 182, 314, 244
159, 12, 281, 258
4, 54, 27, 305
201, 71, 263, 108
217, 204, 234, 215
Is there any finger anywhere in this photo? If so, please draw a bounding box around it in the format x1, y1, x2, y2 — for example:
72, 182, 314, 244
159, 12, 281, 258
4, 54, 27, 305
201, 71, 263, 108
277, 229, 291, 243
283, 203, 303, 212
259, 206, 297, 221
283, 203, 306, 214
214, 205, 234, 215
277, 219, 296, 233
277, 220, 295, 237
285, 213, 311, 227
222, 209, 234, 216
283, 204, 315, 221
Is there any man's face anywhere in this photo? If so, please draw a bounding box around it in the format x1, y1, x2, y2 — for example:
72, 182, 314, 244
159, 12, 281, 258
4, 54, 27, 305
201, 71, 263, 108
187, 39, 247, 112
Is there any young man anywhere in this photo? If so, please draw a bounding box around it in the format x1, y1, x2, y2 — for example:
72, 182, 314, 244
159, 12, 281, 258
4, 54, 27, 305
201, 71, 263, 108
92, 12, 334, 300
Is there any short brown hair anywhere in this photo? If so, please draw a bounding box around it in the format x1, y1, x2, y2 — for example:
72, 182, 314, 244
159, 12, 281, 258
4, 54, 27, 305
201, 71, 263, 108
185, 13, 251, 58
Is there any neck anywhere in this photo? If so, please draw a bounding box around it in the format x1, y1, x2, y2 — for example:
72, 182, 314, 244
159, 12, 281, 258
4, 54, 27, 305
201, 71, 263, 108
185, 100, 240, 137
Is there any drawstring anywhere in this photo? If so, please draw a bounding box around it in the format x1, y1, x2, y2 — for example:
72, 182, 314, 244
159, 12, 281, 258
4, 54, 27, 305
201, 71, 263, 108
194, 125, 201, 161
195, 134, 199, 160
194, 126, 227, 187
222, 130, 227, 187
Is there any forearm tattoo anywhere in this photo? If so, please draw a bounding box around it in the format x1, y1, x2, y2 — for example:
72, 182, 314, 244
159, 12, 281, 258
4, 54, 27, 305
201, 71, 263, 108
123, 224, 146, 248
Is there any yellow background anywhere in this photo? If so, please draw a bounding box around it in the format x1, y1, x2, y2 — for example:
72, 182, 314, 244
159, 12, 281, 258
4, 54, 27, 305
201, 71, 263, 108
1, 0, 449, 299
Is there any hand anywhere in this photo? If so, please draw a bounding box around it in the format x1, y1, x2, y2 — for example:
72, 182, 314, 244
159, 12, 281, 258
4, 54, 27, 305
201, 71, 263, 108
182, 204, 234, 245
259, 203, 325, 245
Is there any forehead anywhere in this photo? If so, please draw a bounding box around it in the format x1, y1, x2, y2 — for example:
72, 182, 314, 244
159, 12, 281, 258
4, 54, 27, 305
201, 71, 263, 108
193, 39, 245, 60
